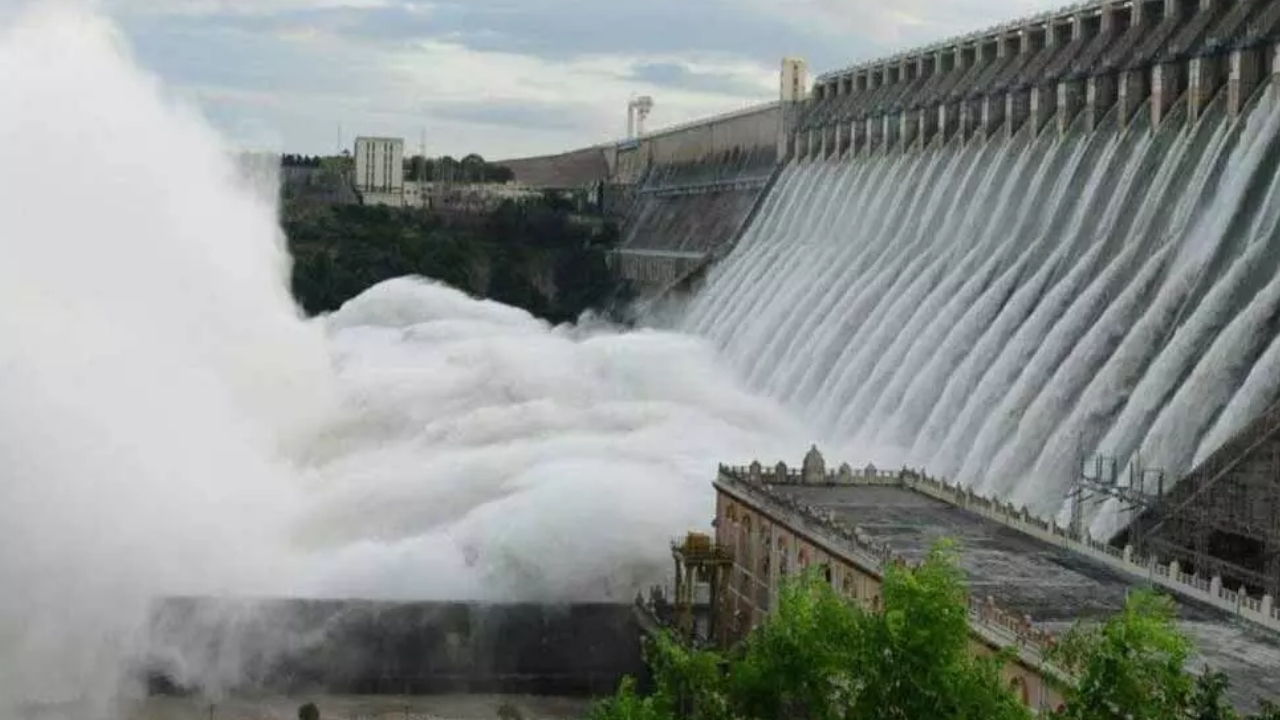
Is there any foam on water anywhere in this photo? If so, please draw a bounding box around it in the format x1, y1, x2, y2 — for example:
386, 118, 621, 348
0, 5, 812, 715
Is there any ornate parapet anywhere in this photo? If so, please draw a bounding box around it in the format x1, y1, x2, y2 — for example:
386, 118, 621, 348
718, 448, 1280, 639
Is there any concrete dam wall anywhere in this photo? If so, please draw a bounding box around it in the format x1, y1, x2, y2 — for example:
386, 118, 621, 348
610, 103, 792, 293
795, 0, 1280, 154
139, 599, 644, 698
679, 0, 1280, 545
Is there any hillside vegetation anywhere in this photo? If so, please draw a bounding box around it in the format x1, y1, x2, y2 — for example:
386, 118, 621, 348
280, 155, 632, 323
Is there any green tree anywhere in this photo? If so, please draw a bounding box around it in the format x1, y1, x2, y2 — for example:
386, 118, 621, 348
588, 677, 674, 720
730, 563, 868, 720
1048, 589, 1194, 720
856, 544, 1028, 720
592, 542, 1030, 720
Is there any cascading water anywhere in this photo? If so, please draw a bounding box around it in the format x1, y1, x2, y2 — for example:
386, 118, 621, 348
684, 83, 1280, 539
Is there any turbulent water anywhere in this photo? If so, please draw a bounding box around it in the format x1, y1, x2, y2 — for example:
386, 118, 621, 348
684, 81, 1280, 539
0, 6, 811, 715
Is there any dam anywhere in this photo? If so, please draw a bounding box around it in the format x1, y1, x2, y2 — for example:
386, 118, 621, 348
637, 0, 1280, 552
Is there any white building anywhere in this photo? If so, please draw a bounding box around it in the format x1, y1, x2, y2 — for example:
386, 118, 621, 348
780, 57, 809, 102
353, 136, 405, 206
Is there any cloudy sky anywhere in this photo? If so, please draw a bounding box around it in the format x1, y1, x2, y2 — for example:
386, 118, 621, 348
93, 0, 1063, 159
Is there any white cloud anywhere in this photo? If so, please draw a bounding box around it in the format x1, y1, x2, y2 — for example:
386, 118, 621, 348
90, 0, 1073, 156
102, 0, 397, 16
745, 0, 1070, 60
158, 14, 780, 156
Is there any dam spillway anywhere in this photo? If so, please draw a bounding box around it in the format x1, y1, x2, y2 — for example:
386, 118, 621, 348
673, 0, 1280, 539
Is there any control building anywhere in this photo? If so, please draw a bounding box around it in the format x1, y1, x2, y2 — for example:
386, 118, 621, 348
636, 449, 1280, 714
353, 136, 405, 206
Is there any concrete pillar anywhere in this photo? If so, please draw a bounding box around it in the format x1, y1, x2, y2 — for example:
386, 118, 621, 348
1054, 13, 1087, 136
1229, 48, 1262, 118
1182, 56, 1213, 121
903, 110, 920, 150
1152, 62, 1179, 128
1086, 74, 1116, 131
884, 114, 898, 150
1030, 85, 1057, 134
983, 95, 1005, 136
1058, 81, 1084, 135
920, 105, 937, 148
960, 100, 978, 140
868, 116, 882, 153
1006, 91, 1030, 136
1118, 69, 1145, 127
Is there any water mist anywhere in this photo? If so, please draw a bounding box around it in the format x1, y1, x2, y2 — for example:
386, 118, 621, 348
0, 4, 814, 714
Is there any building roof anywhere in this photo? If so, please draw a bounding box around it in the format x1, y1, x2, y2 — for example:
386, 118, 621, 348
722, 475, 1280, 711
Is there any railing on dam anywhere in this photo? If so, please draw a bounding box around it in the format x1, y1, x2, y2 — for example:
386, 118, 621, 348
795, 0, 1280, 158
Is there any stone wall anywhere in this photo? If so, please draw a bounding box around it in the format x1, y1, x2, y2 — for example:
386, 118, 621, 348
138, 600, 644, 699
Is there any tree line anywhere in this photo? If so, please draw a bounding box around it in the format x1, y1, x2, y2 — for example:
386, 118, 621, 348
591, 542, 1280, 720
280, 152, 516, 184
405, 153, 515, 184
284, 196, 631, 324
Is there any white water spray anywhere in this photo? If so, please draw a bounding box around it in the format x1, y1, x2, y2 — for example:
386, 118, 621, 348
0, 5, 813, 714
